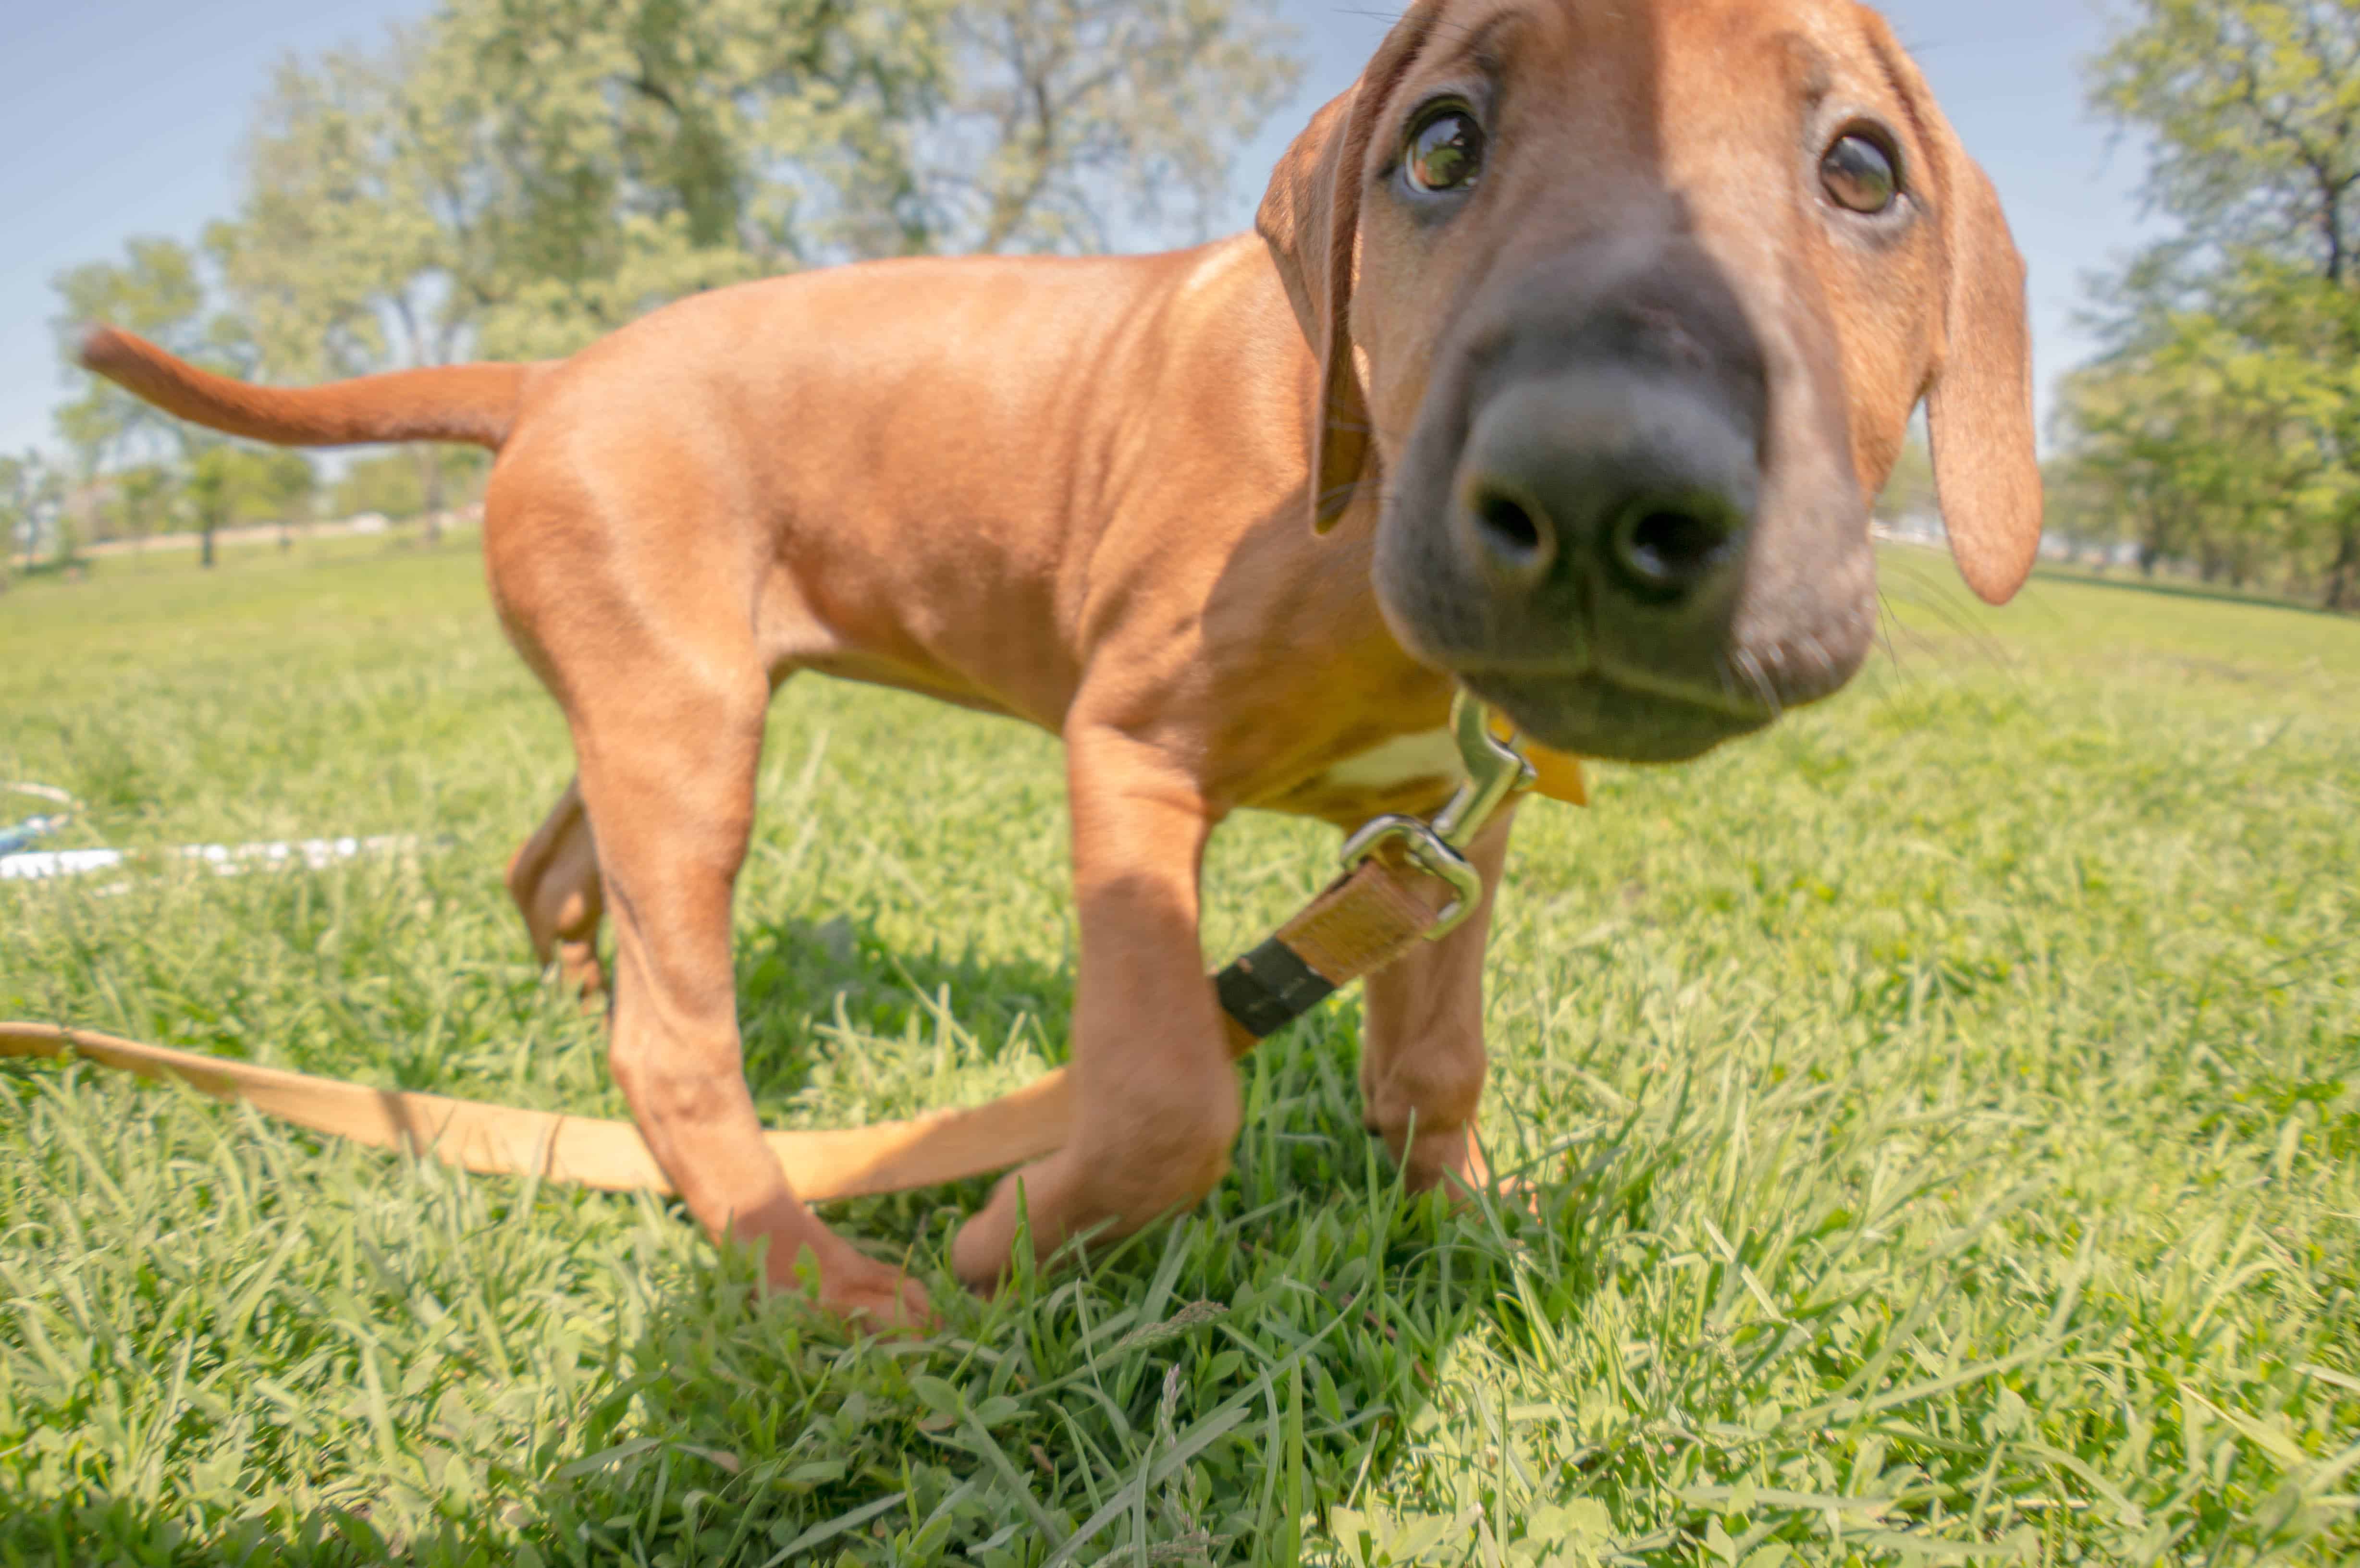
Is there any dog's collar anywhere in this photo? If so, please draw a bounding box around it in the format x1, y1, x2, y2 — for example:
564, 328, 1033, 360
1213, 693, 1582, 1042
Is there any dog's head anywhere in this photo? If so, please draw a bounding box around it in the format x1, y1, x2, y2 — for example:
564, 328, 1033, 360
1258, 0, 2039, 761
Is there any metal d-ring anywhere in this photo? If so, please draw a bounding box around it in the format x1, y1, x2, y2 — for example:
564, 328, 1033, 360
1338, 693, 1536, 939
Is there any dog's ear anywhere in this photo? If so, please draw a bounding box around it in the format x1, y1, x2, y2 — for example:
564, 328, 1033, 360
1877, 24, 2044, 604
1257, 6, 1439, 533
1925, 150, 2044, 604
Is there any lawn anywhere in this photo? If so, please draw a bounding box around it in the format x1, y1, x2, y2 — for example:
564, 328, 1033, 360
1, 533, 2355, 1566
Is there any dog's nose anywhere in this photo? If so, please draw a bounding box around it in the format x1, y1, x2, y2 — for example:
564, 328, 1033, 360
1456, 370, 1756, 612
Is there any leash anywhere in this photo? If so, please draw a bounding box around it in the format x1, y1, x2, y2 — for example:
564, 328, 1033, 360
0, 782, 75, 858
0, 698, 1582, 1202
3, 777, 426, 885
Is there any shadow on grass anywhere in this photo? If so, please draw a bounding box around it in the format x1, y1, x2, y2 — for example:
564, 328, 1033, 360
731, 909, 1078, 1119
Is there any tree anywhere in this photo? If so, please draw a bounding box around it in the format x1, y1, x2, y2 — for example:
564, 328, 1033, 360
52, 238, 249, 471
50, 237, 269, 565
917, 0, 1301, 255
110, 464, 179, 552
2074, 0, 2360, 607
331, 448, 487, 521
208, 29, 514, 546
204, 0, 1299, 372
56, 0, 1302, 569
2090, 0, 2360, 285
184, 447, 318, 566
0, 452, 65, 590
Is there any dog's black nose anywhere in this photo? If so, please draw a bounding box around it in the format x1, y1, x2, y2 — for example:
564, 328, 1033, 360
1455, 370, 1755, 614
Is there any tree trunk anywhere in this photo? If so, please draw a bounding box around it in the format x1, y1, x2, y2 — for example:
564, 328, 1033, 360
415, 444, 445, 547
2325, 520, 2360, 612
200, 521, 216, 569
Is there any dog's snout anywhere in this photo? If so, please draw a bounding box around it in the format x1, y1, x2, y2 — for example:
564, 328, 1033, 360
1453, 371, 1756, 612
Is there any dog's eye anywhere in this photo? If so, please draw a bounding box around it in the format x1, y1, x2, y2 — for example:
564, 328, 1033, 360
1819, 130, 1897, 214
1406, 105, 1485, 194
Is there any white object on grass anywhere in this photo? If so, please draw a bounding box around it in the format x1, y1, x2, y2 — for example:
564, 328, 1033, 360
1, 834, 418, 884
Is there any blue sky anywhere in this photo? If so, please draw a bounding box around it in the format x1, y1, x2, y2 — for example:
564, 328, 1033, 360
0, 0, 2150, 460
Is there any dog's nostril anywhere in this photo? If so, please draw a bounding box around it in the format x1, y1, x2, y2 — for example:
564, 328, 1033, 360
1480, 494, 1542, 553
1469, 489, 1552, 577
1612, 502, 1736, 596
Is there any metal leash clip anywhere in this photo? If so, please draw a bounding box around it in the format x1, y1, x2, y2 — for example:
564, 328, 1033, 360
1336, 692, 1536, 939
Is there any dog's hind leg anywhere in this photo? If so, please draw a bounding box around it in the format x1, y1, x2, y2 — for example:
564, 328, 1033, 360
506, 779, 607, 1007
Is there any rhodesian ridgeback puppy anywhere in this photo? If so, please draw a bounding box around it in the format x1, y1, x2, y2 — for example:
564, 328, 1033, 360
81, 0, 2040, 1328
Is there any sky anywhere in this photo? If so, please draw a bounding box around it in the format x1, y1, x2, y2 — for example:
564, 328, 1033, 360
0, 0, 2153, 461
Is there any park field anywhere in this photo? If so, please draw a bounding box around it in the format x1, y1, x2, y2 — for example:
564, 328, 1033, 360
0, 534, 2355, 1565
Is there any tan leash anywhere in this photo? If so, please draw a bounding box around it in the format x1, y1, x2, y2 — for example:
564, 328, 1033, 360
0, 698, 1581, 1202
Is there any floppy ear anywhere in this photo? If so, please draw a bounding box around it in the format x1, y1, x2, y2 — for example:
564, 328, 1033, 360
1256, 6, 1439, 533
1881, 34, 2044, 603
1925, 153, 2044, 603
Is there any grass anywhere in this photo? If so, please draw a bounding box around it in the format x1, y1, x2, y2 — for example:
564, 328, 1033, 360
1, 533, 2355, 1566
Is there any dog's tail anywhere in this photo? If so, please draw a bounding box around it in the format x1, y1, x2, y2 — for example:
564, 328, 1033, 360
77, 326, 531, 450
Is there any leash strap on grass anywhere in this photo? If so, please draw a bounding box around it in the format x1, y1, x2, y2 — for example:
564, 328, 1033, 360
0, 855, 1459, 1201
0, 1019, 1073, 1202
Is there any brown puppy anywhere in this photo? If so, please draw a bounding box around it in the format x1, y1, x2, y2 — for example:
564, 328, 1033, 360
80, 0, 2040, 1328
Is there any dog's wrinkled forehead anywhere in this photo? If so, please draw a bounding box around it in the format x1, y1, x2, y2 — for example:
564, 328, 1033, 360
1362, 0, 1942, 280
1369, 0, 1920, 161
1348, 0, 1945, 471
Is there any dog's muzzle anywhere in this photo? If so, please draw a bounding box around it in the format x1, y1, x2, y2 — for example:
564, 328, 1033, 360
1374, 239, 1871, 763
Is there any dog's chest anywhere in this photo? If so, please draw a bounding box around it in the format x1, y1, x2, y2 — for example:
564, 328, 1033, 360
1264, 722, 1586, 822
1253, 727, 1466, 823
1314, 728, 1464, 794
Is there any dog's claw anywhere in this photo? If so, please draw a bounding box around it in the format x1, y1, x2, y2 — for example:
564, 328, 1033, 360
780, 1246, 935, 1334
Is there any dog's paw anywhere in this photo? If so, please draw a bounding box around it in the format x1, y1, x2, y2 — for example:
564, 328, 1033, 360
948, 1166, 1040, 1297
827, 1267, 934, 1335
769, 1240, 935, 1334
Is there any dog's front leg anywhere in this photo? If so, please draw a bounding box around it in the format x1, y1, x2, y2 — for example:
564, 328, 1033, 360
950, 723, 1239, 1293
1357, 805, 1516, 1196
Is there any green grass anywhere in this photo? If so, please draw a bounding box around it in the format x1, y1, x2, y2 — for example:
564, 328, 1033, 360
1, 537, 2355, 1566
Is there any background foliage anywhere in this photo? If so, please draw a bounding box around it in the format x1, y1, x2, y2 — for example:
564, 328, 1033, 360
32, 0, 1299, 563
2052, 0, 2360, 608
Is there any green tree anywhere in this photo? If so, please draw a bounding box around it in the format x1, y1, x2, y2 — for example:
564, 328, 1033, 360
203, 0, 1298, 381
50, 237, 267, 566
61, 0, 1299, 567
331, 448, 488, 522
0, 452, 66, 590
183, 448, 319, 567
109, 464, 179, 551
52, 238, 247, 470
2075, 0, 2360, 607
925, 0, 1302, 255
207, 29, 519, 546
